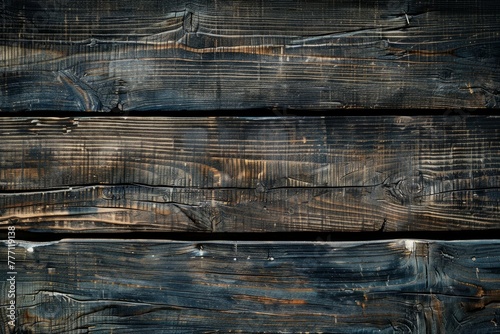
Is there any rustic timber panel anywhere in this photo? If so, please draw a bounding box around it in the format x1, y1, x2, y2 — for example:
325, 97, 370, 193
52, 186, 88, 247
1, 0, 499, 110
1, 239, 499, 333
1, 116, 500, 233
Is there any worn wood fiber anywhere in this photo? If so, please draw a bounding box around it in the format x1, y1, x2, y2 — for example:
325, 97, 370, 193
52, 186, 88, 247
1, 116, 499, 233
1, 239, 499, 333
1, 0, 499, 110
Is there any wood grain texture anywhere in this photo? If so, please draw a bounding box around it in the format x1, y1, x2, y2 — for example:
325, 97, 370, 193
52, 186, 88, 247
1, 0, 499, 110
1, 116, 500, 233
1, 239, 499, 333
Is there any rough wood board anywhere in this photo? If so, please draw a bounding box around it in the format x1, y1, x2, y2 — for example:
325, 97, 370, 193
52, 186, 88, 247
1, 0, 499, 110
1, 239, 499, 333
1, 116, 500, 233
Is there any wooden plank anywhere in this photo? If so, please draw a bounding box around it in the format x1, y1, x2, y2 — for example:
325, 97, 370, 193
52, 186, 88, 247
1, 116, 500, 233
1, 0, 499, 110
1, 239, 499, 333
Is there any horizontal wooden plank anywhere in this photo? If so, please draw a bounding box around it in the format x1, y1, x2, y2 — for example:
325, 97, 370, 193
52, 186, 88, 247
1, 239, 499, 333
1, 0, 499, 110
1, 116, 500, 233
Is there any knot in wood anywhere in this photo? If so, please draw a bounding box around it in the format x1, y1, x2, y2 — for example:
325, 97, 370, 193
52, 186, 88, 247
102, 187, 125, 201
183, 10, 199, 33
38, 293, 63, 319
401, 176, 423, 195
255, 182, 269, 194
384, 175, 424, 205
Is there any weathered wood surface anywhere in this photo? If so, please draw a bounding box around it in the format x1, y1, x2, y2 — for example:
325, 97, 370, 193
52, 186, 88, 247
1, 239, 499, 333
1, 116, 500, 233
1, 0, 499, 110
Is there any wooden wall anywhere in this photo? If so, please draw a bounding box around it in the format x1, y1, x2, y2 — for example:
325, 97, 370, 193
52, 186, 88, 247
1, 0, 500, 333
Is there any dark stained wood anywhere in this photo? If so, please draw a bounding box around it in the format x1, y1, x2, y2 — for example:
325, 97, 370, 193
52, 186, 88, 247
2, 239, 500, 333
1, 0, 499, 110
1, 116, 500, 233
